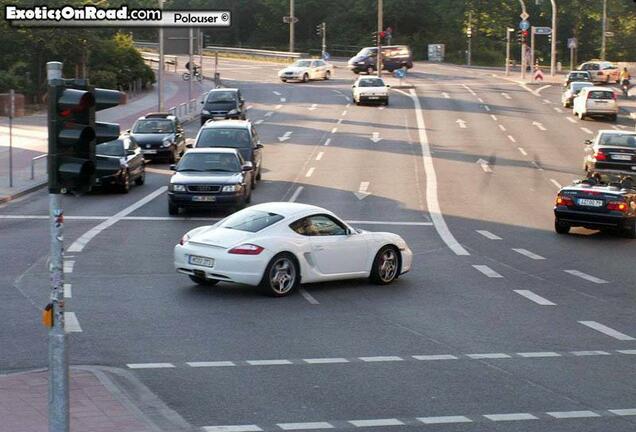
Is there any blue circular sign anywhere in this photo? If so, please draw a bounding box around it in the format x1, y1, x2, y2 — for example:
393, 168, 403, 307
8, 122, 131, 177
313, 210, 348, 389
322, 52, 331, 60
519, 20, 530, 30
394, 68, 406, 78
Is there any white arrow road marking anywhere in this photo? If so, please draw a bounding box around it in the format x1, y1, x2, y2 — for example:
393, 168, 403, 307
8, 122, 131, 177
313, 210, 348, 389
272, 91, 281, 96
580, 127, 593, 134
532, 121, 546, 131
501, 92, 511, 100
204, 426, 263, 432
536, 84, 551, 94
278, 131, 292, 142
63, 260, 75, 273
354, 181, 371, 200
456, 119, 467, 128
566, 117, 577, 123
308, 103, 318, 111
378, 106, 385, 110
370, 132, 382, 143
442, 92, 450, 99
476, 158, 492, 173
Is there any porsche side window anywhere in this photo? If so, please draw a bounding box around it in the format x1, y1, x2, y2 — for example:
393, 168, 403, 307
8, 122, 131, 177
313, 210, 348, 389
308, 215, 347, 236
290, 217, 320, 236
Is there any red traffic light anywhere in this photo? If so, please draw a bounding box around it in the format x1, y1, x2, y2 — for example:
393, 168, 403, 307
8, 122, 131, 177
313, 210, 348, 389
379, 31, 386, 38
522, 30, 528, 37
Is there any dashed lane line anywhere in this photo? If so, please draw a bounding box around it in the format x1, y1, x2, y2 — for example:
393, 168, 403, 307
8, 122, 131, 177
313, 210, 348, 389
341, 110, 347, 116
272, 91, 281, 96
566, 117, 577, 123
564, 270, 608, 284
476, 230, 502, 240
63, 260, 75, 273
64, 312, 82, 333
349, 419, 403, 427
204, 426, 262, 432
472, 265, 503, 278
126, 363, 175, 369
264, 112, 273, 117
514, 290, 556, 306
580, 127, 594, 134
579, 321, 635, 341
315, 152, 324, 161
483, 105, 491, 112
490, 114, 498, 121
507, 135, 516, 143
324, 138, 331, 146
331, 127, 338, 134
305, 167, 315, 177
518, 147, 528, 156
278, 422, 334, 430
64, 283, 72, 298
498, 124, 506, 131
550, 179, 562, 189
418, 416, 472, 424
542, 99, 552, 104
553, 107, 563, 113
299, 288, 319, 305
512, 248, 545, 260
68, 187, 167, 253
484, 413, 538, 421
255, 119, 264, 124
288, 186, 304, 203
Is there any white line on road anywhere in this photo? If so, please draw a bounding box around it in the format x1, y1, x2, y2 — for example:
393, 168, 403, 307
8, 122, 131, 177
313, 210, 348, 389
580, 127, 593, 134
483, 105, 491, 111
518, 147, 528, 156
278, 131, 292, 142
254, 119, 264, 125
307, 104, 318, 111
64, 312, 82, 333
126, 363, 175, 369
501, 92, 511, 100
571, 351, 610, 356
187, 361, 236, 367
485, 413, 538, 421
264, 111, 273, 117
532, 121, 546, 131
299, 288, 319, 305
278, 422, 334, 430
246, 359, 293, 366
280, 98, 286, 103
467, 353, 511, 359
68, 187, 167, 253
456, 119, 467, 128
517, 352, 561, 358
531, 161, 544, 171
418, 416, 472, 424
204, 426, 263, 432
566, 116, 577, 123
359, 356, 403, 362
490, 114, 498, 121
507, 135, 517, 143
514, 290, 556, 306
63, 260, 75, 273
413, 354, 458, 361
550, 179, 562, 189
442, 92, 450, 99
617, 350, 636, 355
472, 265, 503, 278
579, 321, 635, 341
397, 88, 469, 256
542, 98, 552, 104
331, 127, 338, 134
337, 118, 343, 124
349, 419, 404, 427
346, 103, 351, 108
305, 167, 315, 177
547, 411, 600, 419
323, 138, 331, 146
345, 96, 351, 102
553, 107, 563, 113
64, 283, 72, 298
303, 358, 349, 364
341, 110, 347, 115
610, 409, 636, 416
315, 152, 324, 161
461, 84, 476, 96
564, 270, 608, 284
246, 105, 253, 110
272, 91, 281, 96
536, 84, 551, 94
477, 97, 484, 103
512, 248, 546, 260
275, 104, 282, 110
476, 230, 502, 240
498, 124, 506, 131
348, 220, 432, 226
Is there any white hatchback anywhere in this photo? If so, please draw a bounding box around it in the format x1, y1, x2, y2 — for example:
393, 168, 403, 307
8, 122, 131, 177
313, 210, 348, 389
572, 86, 618, 121
352, 76, 390, 105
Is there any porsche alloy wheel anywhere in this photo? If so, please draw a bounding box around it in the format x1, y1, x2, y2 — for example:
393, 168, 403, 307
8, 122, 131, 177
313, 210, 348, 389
371, 246, 399, 285
260, 253, 299, 296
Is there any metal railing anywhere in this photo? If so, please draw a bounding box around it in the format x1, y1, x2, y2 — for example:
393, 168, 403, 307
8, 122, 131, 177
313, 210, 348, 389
202, 46, 305, 60
31, 154, 47, 180
141, 53, 178, 72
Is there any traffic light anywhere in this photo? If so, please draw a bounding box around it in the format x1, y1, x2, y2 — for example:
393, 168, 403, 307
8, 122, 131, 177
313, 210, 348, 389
315, 24, 322, 36
371, 31, 378, 43
48, 81, 124, 194
516, 30, 527, 43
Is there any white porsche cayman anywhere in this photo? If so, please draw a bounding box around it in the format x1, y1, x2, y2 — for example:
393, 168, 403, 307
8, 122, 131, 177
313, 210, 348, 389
174, 202, 413, 296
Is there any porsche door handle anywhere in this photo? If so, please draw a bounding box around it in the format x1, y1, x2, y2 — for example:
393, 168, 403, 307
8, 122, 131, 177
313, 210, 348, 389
313, 246, 325, 251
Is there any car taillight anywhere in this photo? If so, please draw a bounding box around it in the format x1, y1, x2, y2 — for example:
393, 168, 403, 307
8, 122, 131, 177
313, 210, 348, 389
607, 201, 628, 212
228, 244, 264, 255
179, 234, 190, 246
556, 195, 574, 206
594, 151, 607, 161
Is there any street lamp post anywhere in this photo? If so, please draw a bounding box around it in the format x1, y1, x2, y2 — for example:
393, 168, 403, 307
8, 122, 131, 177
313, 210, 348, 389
157, 0, 164, 111
505, 27, 514, 76
376, 0, 383, 77
289, 0, 295, 53
467, 11, 472, 66
550, 0, 557, 76
601, 0, 607, 60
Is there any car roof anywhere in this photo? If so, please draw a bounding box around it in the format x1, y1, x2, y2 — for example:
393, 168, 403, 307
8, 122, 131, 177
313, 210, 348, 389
138, 112, 176, 120
207, 88, 239, 93
248, 202, 329, 218
201, 120, 251, 129
358, 75, 384, 80
580, 86, 613, 92
184, 147, 240, 155
596, 129, 636, 136
562, 183, 630, 194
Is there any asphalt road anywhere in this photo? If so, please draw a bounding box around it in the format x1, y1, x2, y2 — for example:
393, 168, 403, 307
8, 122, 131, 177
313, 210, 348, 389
2, 59, 636, 432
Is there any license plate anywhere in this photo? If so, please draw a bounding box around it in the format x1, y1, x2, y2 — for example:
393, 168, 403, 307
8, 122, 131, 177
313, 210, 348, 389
142, 149, 157, 154
189, 255, 214, 267
368, 96, 379, 99
612, 154, 632, 161
192, 195, 216, 202
578, 198, 603, 207
213, 116, 225, 120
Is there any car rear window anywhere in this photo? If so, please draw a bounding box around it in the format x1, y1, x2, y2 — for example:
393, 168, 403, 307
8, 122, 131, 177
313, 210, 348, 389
587, 90, 614, 100
196, 128, 251, 148
359, 78, 385, 87
220, 210, 284, 232
600, 134, 636, 148
206, 91, 237, 103
133, 119, 174, 134
96, 140, 125, 156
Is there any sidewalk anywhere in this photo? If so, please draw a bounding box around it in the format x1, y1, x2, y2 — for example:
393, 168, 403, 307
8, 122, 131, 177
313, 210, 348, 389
0, 71, 211, 204
0, 366, 192, 432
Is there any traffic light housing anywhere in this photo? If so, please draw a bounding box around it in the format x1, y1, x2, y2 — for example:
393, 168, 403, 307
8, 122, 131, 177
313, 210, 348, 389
48, 81, 124, 194
316, 24, 322, 36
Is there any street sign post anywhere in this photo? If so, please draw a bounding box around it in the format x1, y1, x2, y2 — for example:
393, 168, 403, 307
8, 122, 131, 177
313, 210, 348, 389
323, 52, 331, 60
534, 26, 552, 35
282, 16, 299, 24
8, 89, 14, 188
394, 67, 406, 86
519, 20, 530, 31
520, 11, 529, 21
567, 38, 577, 49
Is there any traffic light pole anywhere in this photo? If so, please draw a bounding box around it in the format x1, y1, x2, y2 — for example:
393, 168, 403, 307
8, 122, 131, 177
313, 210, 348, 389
321, 23, 326, 60
46, 61, 70, 432
376, 0, 383, 77
289, 0, 295, 53
158, 0, 164, 111
505, 28, 512, 76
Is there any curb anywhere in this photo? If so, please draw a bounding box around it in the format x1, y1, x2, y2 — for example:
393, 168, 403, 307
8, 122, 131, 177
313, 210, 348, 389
0, 179, 47, 204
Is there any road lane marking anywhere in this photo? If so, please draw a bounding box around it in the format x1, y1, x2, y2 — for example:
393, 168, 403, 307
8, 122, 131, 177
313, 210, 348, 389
564, 270, 607, 284
580, 127, 593, 134
483, 105, 491, 111
254, 119, 264, 124
501, 92, 511, 100
512, 248, 545, 260
323, 138, 331, 147
305, 167, 315, 177
507, 135, 516, 143
542, 98, 552, 104
518, 147, 528, 156
68, 186, 167, 253
418, 416, 472, 424
303, 358, 349, 364
264, 111, 273, 117
472, 265, 503, 278
566, 117, 577, 123
553, 107, 563, 113
571, 351, 610, 356
331, 127, 338, 134
531, 161, 544, 171
532, 121, 546, 131
579, 321, 635, 341
64, 312, 82, 333
413, 354, 458, 361
610, 409, 636, 416
308, 103, 318, 111
467, 353, 511, 359
204, 426, 263, 432
476, 230, 502, 240
278, 131, 292, 142
246, 359, 293, 366
498, 124, 506, 131
550, 179, 562, 189
63, 260, 75, 273
477, 97, 484, 103
349, 419, 404, 427
337, 118, 343, 124
399, 88, 469, 256
370, 132, 382, 142
126, 363, 175, 369
442, 92, 450, 98
299, 288, 319, 305
461, 84, 476, 96
278, 422, 334, 430
280, 98, 286, 103
246, 105, 253, 110
485, 413, 537, 421
315, 152, 324, 161
536, 84, 551, 94
359, 356, 403, 362
517, 352, 561, 358
476, 158, 492, 173
64, 283, 72, 298
341, 110, 347, 115
345, 96, 351, 102
187, 361, 236, 367
514, 290, 556, 306
275, 104, 283, 110
354, 182, 371, 200
547, 411, 600, 419
490, 114, 498, 121
272, 91, 281, 96
456, 119, 467, 128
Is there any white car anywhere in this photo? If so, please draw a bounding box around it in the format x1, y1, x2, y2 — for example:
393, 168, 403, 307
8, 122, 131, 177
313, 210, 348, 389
174, 202, 412, 296
278, 59, 333, 83
572, 86, 618, 121
352, 76, 390, 105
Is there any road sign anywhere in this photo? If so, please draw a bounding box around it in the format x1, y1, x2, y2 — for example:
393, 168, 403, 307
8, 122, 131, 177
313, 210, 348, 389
533, 68, 544, 81
323, 52, 331, 60
282, 16, 299, 24
519, 20, 530, 31
605, 31, 615, 37
567, 37, 577, 49
534, 26, 552, 35
394, 68, 406, 79
520, 11, 529, 21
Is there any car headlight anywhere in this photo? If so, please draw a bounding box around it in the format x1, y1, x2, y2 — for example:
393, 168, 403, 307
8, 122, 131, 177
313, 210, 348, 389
162, 138, 173, 148
201, 109, 210, 115
171, 184, 186, 192
228, 109, 239, 116
222, 184, 242, 192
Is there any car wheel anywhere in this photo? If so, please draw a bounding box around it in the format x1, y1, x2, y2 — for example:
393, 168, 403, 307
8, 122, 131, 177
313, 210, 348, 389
189, 275, 219, 286
281, 79, 287, 83
554, 218, 571, 235
324, 71, 331, 80
168, 202, 179, 215
259, 253, 299, 297
302, 73, 309, 83
134, 169, 145, 186
119, 170, 130, 194
370, 245, 400, 285
624, 219, 636, 239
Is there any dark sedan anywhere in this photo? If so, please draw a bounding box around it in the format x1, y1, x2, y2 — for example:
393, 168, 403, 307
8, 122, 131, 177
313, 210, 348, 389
564, 70, 592, 87
200, 88, 246, 125
130, 113, 186, 163
168, 148, 253, 215
94, 137, 145, 193
554, 177, 636, 237
584, 130, 636, 177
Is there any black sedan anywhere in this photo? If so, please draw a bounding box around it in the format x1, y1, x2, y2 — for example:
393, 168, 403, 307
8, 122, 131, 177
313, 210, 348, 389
554, 177, 636, 237
584, 130, 636, 177
564, 70, 592, 87
200, 88, 246, 125
94, 137, 145, 193
130, 113, 186, 163
168, 148, 253, 215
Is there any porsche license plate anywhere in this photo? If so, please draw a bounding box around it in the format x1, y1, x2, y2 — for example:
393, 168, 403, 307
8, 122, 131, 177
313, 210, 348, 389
578, 198, 603, 207
192, 195, 215, 202
189, 255, 214, 267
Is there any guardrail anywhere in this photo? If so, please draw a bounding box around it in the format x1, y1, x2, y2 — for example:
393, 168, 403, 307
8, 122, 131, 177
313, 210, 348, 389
31, 154, 47, 180
141, 53, 178, 72
202, 46, 306, 60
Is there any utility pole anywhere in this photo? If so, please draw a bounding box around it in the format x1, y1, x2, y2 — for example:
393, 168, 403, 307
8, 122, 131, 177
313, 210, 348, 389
199, 29, 203, 74
321, 22, 326, 60
530, 26, 535, 69
47, 60, 69, 432
157, 0, 164, 111
505, 27, 513, 76
467, 12, 472, 66
289, 0, 295, 53
600, 0, 607, 60
377, 0, 383, 77
550, 0, 557, 76
188, 27, 193, 104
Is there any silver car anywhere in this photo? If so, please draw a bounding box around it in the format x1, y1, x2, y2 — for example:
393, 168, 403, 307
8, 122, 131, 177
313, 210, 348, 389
562, 81, 594, 108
